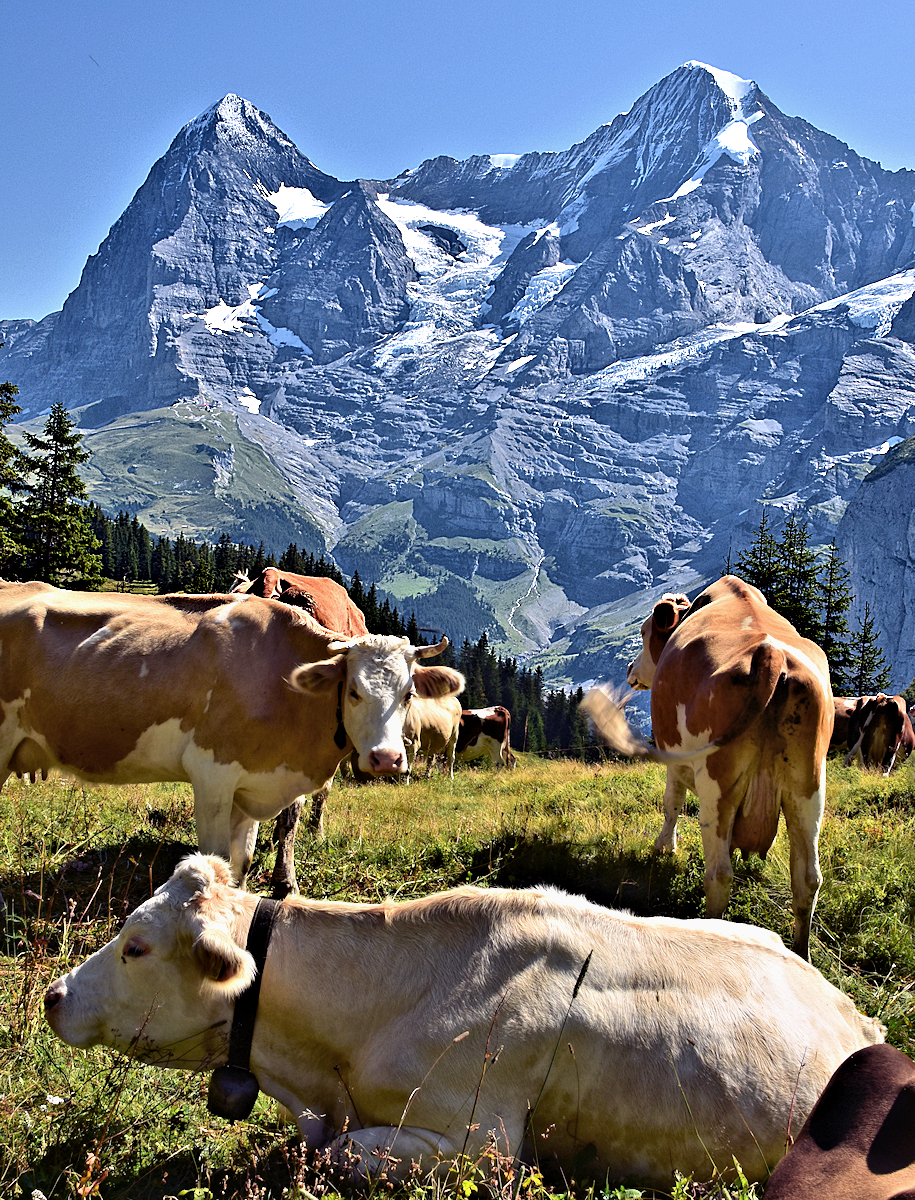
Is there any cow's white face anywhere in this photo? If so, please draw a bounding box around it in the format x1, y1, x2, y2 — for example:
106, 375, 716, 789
290, 636, 463, 776
44, 857, 253, 1067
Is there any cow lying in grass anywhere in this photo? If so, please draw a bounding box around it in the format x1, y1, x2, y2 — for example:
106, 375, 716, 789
45, 855, 883, 1188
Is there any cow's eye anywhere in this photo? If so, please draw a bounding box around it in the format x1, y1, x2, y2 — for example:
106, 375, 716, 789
404, 690, 416, 705
348, 687, 360, 702
122, 937, 150, 961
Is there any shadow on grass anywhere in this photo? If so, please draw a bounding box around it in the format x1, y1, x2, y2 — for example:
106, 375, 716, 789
0, 833, 194, 957
468, 829, 709, 919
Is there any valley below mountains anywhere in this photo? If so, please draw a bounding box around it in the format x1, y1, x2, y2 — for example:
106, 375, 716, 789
3, 62, 915, 689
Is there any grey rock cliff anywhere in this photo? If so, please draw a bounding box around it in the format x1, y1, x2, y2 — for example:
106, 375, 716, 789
4, 66, 915, 680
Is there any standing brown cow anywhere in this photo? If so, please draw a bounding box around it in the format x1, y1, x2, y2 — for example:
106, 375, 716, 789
583, 575, 833, 959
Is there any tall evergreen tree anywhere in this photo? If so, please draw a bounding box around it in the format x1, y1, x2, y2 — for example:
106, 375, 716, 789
778, 513, 822, 642
847, 602, 892, 695
0, 361, 32, 572
819, 541, 854, 694
733, 508, 782, 602
19, 403, 101, 585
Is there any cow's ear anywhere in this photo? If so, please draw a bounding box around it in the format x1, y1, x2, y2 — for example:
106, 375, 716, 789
288, 655, 347, 694
193, 927, 256, 999
167, 854, 231, 900
653, 593, 690, 634
413, 666, 465, 699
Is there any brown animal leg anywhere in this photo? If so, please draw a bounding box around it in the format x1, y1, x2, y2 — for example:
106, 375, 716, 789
270, 800, 302, 899
308, 786, 328, 838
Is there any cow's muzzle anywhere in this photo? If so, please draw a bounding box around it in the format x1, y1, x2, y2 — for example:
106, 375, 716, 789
367, 749, 407, 775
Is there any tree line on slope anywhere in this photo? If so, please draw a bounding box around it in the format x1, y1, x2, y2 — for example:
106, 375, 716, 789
1, 367, 905, 752
725, 509, 900, 699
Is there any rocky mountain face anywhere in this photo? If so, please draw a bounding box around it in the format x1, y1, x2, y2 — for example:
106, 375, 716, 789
3, 66, 915, 687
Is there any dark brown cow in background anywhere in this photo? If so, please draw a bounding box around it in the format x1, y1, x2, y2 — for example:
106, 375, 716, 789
831, 696, 864, 751
844, 693, 914, 775
765, 1042, 915, 1199
456, 706, 516, 769
231, 567, 370, 881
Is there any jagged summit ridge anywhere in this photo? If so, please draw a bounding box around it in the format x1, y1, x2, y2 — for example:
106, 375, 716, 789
2, 66, 915, 686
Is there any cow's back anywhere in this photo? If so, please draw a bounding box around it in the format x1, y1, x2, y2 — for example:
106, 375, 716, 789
0, 589, 343, 783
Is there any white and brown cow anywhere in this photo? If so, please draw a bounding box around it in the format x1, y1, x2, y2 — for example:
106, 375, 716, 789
844, 693, 914, 775
45, 854, 883, 1188
583, 575, 833, 959
403, 691, 465, 779
455, 705, 516, 769
0, 586, 462, 894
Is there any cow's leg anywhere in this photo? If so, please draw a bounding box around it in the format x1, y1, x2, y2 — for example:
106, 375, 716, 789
696, 779, 736, 919
334, 1120, 517, 1183
308, 785, 329, 837
882, 744, 900, 776
228, 805, 260, 891
191, 786, 235, 861
654, 766, 690, 852
270, 799, 303, 899
781, 775, 825, 961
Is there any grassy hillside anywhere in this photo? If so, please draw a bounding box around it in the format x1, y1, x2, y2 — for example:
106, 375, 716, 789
1, 756, 913, 1199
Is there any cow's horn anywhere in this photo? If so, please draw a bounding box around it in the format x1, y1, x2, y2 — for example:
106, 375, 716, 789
415, 635, 449, 659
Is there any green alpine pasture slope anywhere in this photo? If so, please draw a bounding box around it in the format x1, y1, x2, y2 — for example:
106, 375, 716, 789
2, 756, 913, 1199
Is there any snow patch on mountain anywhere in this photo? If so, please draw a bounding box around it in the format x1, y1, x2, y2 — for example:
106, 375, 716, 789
505, 262, 579, 327
370, 197, 546, 370
265, 184, 330, 229
686, 61, 755, 109
202, 283, 312, 352
808, 269, 915, 336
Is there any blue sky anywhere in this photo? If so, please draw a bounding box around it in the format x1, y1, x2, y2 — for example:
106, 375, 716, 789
3, 0, 915, 321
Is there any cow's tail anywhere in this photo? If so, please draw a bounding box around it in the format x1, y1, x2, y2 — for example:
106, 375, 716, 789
583, 641, 787, 764
580, 687, 661, 760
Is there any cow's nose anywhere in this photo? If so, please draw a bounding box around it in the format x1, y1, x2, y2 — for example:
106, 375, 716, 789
368, 749, 405, 775
44, 982, 65, 1012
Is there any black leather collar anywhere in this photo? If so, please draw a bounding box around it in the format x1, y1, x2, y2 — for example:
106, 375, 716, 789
207, 896, 281, 1121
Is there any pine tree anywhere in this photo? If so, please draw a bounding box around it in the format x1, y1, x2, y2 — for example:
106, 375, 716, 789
847, 602, 892, 696
19, 403, 101, 585
0, 366, 32, 572
819, 542, 854, 694
733, 508, 781, 603
778, 513, 822, 642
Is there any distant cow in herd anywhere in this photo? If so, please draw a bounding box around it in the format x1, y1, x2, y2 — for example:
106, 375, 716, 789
584, 575, 833, 959
456, 705, 516, 769
840, 693, 914, 775
45, 853, 884, 1188
402, 692, 465, 779
0, 582, 462, 896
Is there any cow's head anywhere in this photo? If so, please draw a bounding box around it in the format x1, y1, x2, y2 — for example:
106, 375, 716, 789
44, 855, 254, 1066
627, 593, 692, 690
289, 635, 464, 776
